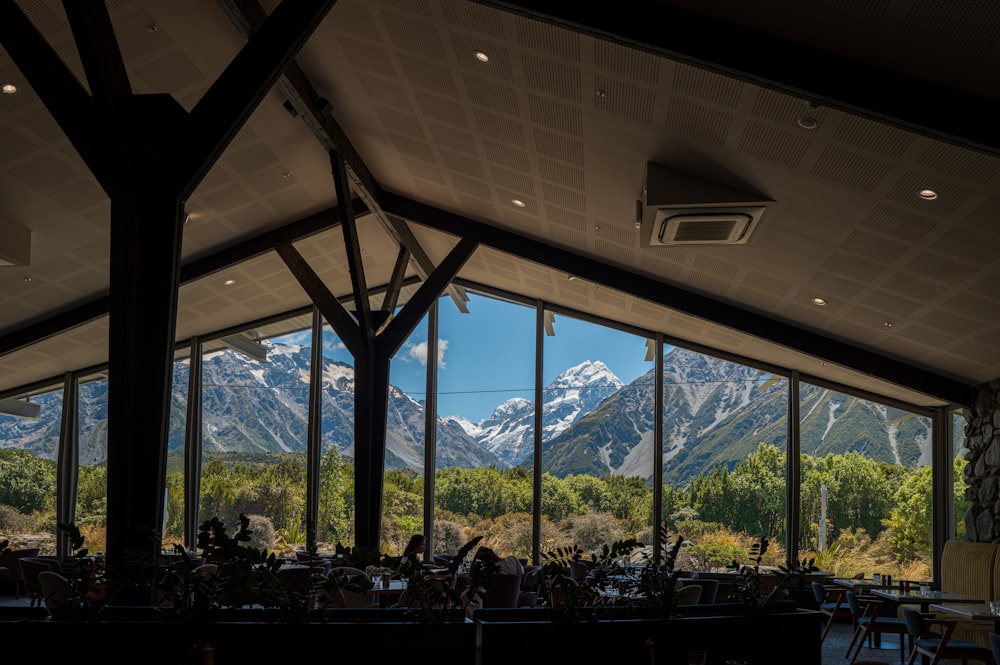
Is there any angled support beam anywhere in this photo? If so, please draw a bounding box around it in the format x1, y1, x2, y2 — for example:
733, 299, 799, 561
216, 0, 469, 313
330, 150, 373, 341
385, 216, 469, 313
275, 243, 363, 357
181, 0, 337, 198
381, 247, 411, 313
61, 0, 133, 176
381, 192, 972, 407
0, 2, 109, 185
380, 236, 478, 357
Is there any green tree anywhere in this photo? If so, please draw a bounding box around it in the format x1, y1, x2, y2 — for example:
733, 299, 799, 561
540, 473, 582, 522
800, 451, 896, 545
887, 468, 929, 562
605, 475, 650, 535
564, 473, 611, 512
434, 466, 530, 519
317, 446, 353, 545
689, 444, 784, 538
728, 443, 785, 539
75, 464, 107, 526
0, 449, 56, 513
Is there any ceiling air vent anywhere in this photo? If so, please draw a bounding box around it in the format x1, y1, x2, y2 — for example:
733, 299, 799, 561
653, 208, 763, 246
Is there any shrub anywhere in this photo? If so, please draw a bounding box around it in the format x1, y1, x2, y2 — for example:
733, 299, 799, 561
243, 514, 276, 551
563, 512, 624, 553
0, 504, 34, 532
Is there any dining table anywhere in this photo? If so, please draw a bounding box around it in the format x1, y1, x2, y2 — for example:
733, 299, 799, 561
368, 578, 407, 607
929, 602, 1000, 632
871, 588, 983, 613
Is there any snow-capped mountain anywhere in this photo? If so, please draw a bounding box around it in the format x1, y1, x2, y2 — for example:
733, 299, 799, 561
469, 360, 624, 466
536, 347, 935, 484
0, 344, 943, 484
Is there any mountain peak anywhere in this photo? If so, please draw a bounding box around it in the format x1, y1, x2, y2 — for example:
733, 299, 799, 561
550, 360, 623, 390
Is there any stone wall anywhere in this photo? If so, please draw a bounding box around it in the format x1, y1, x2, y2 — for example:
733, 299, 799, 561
963, 379, 1000, 542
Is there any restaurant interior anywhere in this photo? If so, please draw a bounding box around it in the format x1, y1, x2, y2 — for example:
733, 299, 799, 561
1, 1, 999, 662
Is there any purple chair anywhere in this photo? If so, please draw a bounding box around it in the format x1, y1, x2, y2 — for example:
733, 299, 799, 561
431, 554, 453, 567
481, 573, 523, 609
19, 557, 60, 607
568, 559, 591, 583
0, 548, 40, 599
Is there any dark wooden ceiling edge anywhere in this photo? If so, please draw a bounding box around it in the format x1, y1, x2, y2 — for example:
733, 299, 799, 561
468, 0, 1000, 158
0, 200, 362, 357
381, 192, 972, 408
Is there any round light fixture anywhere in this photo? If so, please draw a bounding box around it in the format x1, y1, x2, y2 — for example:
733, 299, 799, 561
474, 51, 489, 63
2, 83, 17, 94
883, 321, 893, 329
812, 297, 827, 306
797, 116, 818, 130
918, 189, 938, 200
596, 90, 607, 99
223, 279, 237, 286
511, 198, 525, 208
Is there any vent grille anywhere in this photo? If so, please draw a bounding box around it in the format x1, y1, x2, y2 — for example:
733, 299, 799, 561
652, 208, 763, 245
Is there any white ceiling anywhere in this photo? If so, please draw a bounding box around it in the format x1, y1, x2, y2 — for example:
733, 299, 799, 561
1, 0, 998, 410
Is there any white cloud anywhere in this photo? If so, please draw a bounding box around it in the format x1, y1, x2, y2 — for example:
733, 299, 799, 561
406, 338, 448, 368
324, 338, 347, 354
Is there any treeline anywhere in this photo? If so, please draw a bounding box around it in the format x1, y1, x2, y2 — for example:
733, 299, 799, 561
0, 444, 967, 573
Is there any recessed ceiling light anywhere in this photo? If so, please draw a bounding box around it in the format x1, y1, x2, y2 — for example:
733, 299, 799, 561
23, 276, 31, 283
883, 321, 893, 329
511, 198, 525, 208
223, 279, 236, 286
282, 172, 291, 178
567, 275, 577, 281
596, 90, 607, 99
812, 297, 827, 306
1, 83, 17, 94
918, 189, 938, 200
474, 51, 489, 62
797, 116, 818, 130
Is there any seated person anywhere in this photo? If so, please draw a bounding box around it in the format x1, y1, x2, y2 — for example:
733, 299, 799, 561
459, 546, 523, 616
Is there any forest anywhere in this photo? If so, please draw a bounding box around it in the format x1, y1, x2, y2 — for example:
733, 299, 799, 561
0, 443, 967, 579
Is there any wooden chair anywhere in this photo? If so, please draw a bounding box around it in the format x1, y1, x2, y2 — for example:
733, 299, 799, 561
902, 607, 992, 665
811, 580, 854, 642
845, 589, 909, 664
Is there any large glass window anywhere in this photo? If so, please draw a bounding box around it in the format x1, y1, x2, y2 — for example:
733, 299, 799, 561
199, 330, 309, 555
316, 324, 355, 554
798, 384, 932, 579
163, 356, 189, 546
432, 294, 535, 558
77, 375, 109, 553
541, 310, 654, 556
378, 312, 432, 556
667, 351, 789, 572
0, 388, 62, 554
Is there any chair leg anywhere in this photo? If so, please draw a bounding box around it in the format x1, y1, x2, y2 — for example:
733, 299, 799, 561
821, 614, 837, 642
846, 622, 865, 659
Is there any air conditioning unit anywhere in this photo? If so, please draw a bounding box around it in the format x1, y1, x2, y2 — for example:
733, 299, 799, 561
641, 162, 771, 247
652, 207, 765, 246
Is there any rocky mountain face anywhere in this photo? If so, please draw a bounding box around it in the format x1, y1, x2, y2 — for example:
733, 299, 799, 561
0, 344, 936, 485
534, 348, 932, 484
465, 360, 624, 467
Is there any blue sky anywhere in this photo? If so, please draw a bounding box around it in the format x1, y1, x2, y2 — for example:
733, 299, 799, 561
307, 293, 664, 424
